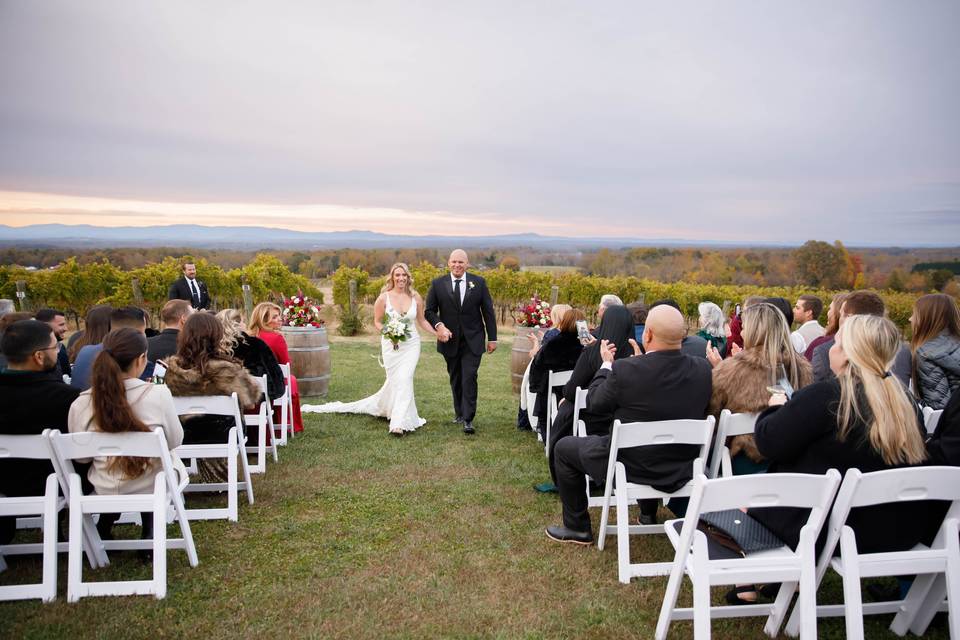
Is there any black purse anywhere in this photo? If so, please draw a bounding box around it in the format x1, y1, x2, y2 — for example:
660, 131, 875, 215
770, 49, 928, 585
698, 509, 784, 556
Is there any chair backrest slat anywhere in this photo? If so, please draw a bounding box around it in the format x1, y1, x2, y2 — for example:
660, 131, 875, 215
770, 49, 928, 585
51, 429, 168, 461
697, 471, 842, 514
0, 433, 55, 460
548, 369, 573, 390
843, 466, 960, 508
612, 418, 715, 450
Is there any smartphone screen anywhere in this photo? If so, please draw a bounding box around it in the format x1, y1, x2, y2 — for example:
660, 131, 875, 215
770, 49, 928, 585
575, 320, 591, 344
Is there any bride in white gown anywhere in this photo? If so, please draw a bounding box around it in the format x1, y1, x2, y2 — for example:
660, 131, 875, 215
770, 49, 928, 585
302, 263, 437, 435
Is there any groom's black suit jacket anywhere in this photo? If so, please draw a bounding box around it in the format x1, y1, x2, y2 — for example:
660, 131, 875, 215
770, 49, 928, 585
424, 273, 497, 357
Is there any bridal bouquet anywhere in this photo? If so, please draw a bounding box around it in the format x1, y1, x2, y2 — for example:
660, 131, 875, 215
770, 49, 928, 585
381, 311, 413, 350
515, 294, 552, 328
282, 291, 324, 328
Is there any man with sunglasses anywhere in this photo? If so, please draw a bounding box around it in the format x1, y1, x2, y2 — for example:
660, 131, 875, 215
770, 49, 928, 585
0, 320, 79, 544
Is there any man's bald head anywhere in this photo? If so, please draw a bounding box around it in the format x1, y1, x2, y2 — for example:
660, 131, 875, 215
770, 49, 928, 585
643, 305, 686, 352
448, 249, 468, 278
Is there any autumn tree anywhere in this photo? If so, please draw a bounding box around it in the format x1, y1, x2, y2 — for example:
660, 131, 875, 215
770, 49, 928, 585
792, 240, 848, 289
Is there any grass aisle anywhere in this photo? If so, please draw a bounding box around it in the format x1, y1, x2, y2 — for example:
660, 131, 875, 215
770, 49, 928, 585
0, 335, 948, 638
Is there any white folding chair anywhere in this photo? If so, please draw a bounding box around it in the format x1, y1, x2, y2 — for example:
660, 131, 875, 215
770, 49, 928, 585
49, 428, 199, 601
707, 410, 759, 478
244, 375, 279, 474
0, 474, 58, 602
173, 393, 255, 522
783, 466, 960, 639
923, 406, 944, 435
655, 470, 842, 640
521, 360, 538, 433
597, 417, 716, 582
570, 386, 605, 509
0, 431, 103, 569
544, 369, 573, 458
273, 363, 293, 445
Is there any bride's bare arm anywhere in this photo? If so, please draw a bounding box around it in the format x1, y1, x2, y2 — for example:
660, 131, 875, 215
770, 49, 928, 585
415, 293, 436, 335
373, 294, 387, 332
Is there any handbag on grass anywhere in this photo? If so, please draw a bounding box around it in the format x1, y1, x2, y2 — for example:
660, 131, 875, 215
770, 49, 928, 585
698, 509, 784, 556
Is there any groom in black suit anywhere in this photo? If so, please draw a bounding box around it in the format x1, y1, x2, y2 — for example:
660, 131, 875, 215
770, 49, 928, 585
425, 249, 497, 434
168, 261, 211, 310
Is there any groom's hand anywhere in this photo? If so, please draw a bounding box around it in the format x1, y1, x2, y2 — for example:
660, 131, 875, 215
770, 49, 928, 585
487, 341, 497, 353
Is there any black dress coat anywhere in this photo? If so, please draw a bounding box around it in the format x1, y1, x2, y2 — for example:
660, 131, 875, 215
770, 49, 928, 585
423, 273, 497, 357
232, 333, 285, 401
168, 276, 210, 310
528, 331, 583, 427
749, 379, 932, 553
147, 328, 180, 363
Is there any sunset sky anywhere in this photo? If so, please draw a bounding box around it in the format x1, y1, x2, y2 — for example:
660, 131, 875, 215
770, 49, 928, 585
1, 1, 958, 244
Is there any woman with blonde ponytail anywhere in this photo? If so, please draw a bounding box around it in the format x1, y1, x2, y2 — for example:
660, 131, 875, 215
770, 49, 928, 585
747, 314, 929, 558
68, 328, 186, 541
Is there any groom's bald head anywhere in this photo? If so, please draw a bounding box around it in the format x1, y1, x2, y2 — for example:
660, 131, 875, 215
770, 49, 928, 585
448, 249, 468, 278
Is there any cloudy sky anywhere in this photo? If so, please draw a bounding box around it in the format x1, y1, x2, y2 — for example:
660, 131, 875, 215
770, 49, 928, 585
1, 1, 958, 244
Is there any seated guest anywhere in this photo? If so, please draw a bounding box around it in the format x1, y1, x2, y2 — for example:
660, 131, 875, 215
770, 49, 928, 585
696, 301, 726, 354
518, 304, 571, 431
248, 302, 304, 433
148, 299, 193, 363
812, 291, 911, 384
68, 328, 186, 542
545, 305, 712, 543
791, 295, 825, 354
589, 294, 624, 338
164, 313, 261, 445
648, 299, 708, 358
749, 315, 929, 562
726, 296, 765, 357
68, 304, 112, 363
528, 308, 585, 433
0, 320, 80, 544
216, 308, 284, 403
0, 311, 34, 371
707, 302, 813, 474
34, 308, 71, 378
72, 306, 153, 390
927, 386, 960, 466
804, 292, 847, 362
909, 293, 960, 410
626, 302, 648, 343
550, 305, 634, 448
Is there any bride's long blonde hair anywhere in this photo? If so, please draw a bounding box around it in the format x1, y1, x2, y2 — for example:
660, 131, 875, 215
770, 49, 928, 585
381, 262, 417, 296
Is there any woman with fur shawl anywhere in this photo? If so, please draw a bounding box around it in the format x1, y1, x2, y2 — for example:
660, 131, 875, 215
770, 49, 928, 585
708, 302, 813, 473
164, 313, 261, 481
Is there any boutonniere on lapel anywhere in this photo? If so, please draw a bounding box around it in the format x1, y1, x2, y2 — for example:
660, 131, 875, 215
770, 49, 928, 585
468, 281, 476, 290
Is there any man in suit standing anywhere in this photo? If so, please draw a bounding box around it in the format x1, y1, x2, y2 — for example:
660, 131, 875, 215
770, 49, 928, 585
424, 249, 497, 435
545, 304, 713, 544
168, 261, 210, 310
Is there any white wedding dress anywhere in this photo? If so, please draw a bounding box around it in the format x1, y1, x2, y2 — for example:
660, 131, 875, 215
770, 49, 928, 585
301, 298, 426, 433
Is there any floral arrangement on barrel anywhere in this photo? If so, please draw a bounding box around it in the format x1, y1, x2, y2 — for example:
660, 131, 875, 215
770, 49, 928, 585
282, 291, 324, 328
515, 294, 552, 328
381, 311, 413, 350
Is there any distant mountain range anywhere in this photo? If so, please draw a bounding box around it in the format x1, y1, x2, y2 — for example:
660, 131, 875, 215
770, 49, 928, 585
0, 223, 949, 250
0, 223, 760, 250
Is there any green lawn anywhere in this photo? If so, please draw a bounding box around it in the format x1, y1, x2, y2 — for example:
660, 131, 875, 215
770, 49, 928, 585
0, 335, 948, 639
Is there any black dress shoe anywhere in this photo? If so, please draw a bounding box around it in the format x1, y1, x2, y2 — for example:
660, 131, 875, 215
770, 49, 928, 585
463, 421, 475, 434
545, 525, 593, 545
638, 513, 657, 526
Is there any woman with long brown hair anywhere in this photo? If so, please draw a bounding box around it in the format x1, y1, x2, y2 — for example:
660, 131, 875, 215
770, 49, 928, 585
68, 328, 186, 540
247, 301, 304, 433
910, 293, 960, 409
302, 263, 437, 435
68, 304, 113, 362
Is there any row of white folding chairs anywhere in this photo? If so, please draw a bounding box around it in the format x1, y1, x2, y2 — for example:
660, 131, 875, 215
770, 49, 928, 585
0, 428, 199, 602
272, 362, 295, 446
655, 466, 960, 639
522, 366, 573, 456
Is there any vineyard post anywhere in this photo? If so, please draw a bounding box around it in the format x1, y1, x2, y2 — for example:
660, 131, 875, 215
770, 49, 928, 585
636, 293, 645, 305
131, 278, 144, 306
15, 280, 30, 312
721, 300, 731, 316
549, 285, 559, 307
349, 279, 357, 313
241, 275, 253, 321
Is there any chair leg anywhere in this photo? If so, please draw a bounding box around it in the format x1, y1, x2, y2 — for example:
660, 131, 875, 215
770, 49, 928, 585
597, 481, 613, 551
615, 464, 632, 584
839, 528, 865, 640
797, 537, 818, 640
67, 476, 84, 603
153, 479, 167, 600
239, 431, 255, 506
766, 581, 799, 638
691, 534, 711, 639
227, 443, 239, 523
891, 573, 937, 635
41, 476, 57, 602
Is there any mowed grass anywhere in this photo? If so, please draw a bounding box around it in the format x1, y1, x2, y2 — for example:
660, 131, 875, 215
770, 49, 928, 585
0, 333, 948, 639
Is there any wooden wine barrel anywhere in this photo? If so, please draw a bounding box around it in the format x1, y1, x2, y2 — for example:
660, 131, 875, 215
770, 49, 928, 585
280, 326, 331, 398
510, 326, 538, 395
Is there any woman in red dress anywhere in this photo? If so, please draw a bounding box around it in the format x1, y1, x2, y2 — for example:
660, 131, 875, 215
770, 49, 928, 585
248, 302, 304, 433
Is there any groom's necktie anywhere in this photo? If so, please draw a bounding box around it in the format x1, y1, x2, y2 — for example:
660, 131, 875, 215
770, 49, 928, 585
189, 279, 200, 306
454, 278, 462, 309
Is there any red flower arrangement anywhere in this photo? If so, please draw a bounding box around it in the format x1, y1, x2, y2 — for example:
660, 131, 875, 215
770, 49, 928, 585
282, 291, 324, 328
515, 294, 552, 328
